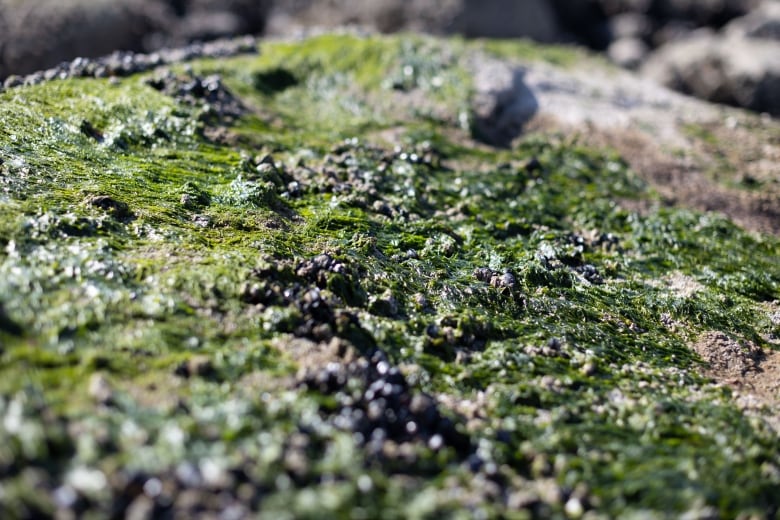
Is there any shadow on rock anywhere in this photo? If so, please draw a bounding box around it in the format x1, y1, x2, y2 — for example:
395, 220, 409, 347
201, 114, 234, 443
472, 65, 539, 148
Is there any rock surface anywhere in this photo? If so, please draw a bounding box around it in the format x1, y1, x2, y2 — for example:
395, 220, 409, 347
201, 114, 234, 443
1, 0, 779, 115
0, 33, 778, 518
642, 5, 780, 116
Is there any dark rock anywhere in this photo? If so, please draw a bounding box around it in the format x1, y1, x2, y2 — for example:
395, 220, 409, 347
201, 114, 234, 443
472, 61, 538, 147
145, 70, 246, 122
299, 348, 472, 458
0, 0, 268, 80
550, 0, 612, 50
0, 302, 23, 336
0, 0, 170, 78
267, 0, 563, 42
647, 0, 757, 27
86, 195, 133, 221
79, 120, 104, 142
175, 355, 215, 378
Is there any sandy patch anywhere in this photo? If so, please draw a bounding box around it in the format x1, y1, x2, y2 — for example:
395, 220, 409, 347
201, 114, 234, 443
693, 331, 780, 433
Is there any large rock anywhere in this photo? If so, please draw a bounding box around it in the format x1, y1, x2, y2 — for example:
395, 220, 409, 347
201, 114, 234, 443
266, 0, 564, 41
643, 0, 759, 25
0, 0, 170, 77
641, 28, 780, 115
725, 0, 780, 40
159, 0, 272, 45
0, 0, 272, 78
1, 33, 779, 518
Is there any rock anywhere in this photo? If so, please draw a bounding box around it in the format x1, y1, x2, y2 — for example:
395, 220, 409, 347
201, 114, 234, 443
454, 0, 561, 41
88, 373, 114, 405
86, 195, 132, 221
266, 0, 563, 41
2, 31, 780, 518
125, 495, 155, 520
175, 355, 215, 378
610, 12, 652, 40
648, 0, 758, 26
725, 1, 780, 40
0, 0, 170, 77
608, 37, 650, 69
641, 29, 780, 115
164, 0, 272, 46
549, 0, 612, 49
471, 60, 538, 147
0, 303, 23, 336
0, 0, 268, 79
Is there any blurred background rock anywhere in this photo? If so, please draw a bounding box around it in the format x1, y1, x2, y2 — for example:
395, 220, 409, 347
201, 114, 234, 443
1, 0, 778, 116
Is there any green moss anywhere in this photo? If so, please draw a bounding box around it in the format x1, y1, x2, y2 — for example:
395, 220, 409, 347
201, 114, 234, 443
1, 33, 779, 518
478, 38, 599, 68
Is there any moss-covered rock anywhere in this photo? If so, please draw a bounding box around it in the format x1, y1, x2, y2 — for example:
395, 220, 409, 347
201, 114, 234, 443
1, 33, 778, 518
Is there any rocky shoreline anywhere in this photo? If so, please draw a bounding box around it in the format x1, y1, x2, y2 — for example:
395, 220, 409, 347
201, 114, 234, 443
1, 0, 779, 115
1, 30, 779, 518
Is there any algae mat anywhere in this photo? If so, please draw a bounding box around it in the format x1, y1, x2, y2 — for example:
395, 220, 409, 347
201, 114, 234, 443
1, 34, 779, 518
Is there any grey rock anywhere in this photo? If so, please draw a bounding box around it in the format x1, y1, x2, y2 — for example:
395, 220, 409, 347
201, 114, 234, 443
650, 0, 758, 24
0, 0, 170, 77
0, 0, 270, 79
471, 60, 539, 147
726, 1, 780, 40
454, 0, 562, 41
610, 12, 652, 39
266, 0, 563, 42
642, 30, 780, 115
164, 0, 272, 46
608, 37, 650, 69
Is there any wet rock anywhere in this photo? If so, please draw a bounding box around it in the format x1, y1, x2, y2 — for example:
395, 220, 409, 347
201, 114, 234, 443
192, 214, 213, 228
251, 154, 293, 188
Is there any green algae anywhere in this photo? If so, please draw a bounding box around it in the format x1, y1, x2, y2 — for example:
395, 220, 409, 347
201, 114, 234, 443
1, 34, 779, 518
